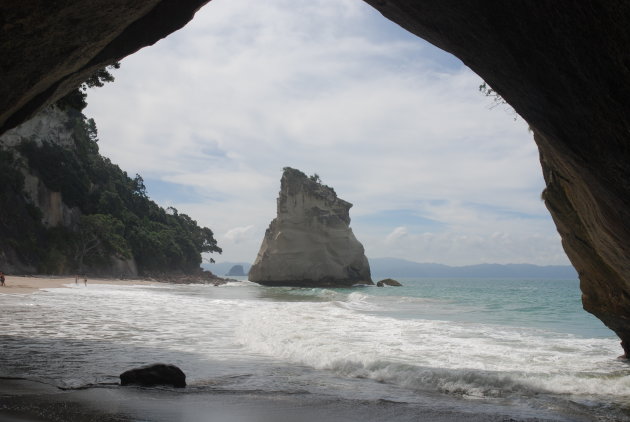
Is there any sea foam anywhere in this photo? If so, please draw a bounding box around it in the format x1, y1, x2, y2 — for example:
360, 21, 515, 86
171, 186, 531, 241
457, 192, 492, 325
234, 297, 629, 399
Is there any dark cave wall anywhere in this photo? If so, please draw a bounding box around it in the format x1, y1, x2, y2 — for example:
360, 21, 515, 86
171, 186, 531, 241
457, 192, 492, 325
0, 0, 210, 134
363, 0, 630, 353
1, 0, 629, 352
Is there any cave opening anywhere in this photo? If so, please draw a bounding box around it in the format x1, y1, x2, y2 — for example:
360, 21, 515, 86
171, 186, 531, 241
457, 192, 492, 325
1, 2, 630, 420
84, 0, 566, 272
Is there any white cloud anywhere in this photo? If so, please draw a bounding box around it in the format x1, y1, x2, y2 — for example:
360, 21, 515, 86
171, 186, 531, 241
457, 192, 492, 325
223, 225, 255, 244
84, 0, 569, 266
385, 227, 409, 245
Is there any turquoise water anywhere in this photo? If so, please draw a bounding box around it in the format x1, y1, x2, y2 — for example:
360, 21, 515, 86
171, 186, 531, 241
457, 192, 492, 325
259, 277, 612, 338
357, 278, 611, 338
0, 277, 628, 421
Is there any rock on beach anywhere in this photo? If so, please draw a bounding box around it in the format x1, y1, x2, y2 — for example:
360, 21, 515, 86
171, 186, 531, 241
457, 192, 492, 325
120, 363, 186, 388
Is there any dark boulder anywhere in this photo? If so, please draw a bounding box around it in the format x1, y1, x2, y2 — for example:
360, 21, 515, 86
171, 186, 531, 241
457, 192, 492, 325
120, 363, 186, 388
376, 278, 402, 287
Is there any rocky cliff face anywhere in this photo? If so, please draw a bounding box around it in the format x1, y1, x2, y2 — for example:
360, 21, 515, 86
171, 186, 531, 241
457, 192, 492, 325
0, 0, 210, 134
362, 1, 630, 357
249, 168, 372, 287
0, 105, 138, 277
0, 106, 82, 230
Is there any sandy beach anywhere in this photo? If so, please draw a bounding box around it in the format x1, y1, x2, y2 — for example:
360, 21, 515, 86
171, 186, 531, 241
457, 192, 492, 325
0, 275, 155, 294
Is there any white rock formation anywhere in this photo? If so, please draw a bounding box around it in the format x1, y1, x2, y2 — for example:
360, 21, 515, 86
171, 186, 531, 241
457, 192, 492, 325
249, 168, 372, 287
0, 105, 81, 229
0, 105, 76, 149
0, 105, 136, 275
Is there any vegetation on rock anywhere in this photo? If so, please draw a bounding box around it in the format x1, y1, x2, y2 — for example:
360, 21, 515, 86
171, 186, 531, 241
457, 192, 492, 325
0, 66, 221, 274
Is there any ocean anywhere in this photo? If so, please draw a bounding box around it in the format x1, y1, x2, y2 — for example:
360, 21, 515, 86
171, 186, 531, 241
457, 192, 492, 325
0, 277, 628, 421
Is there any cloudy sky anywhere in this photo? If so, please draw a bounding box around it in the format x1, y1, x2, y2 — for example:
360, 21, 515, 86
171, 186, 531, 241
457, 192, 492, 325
85, 0, 569, 267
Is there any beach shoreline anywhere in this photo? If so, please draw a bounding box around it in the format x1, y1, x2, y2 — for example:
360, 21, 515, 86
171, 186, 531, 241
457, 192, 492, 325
0, 278, 625, 422
0, 378, 561, 422
0, 275, 155, 294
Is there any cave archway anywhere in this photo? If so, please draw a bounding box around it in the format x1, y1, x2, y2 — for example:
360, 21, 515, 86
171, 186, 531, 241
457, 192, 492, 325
1, 0, 629, 355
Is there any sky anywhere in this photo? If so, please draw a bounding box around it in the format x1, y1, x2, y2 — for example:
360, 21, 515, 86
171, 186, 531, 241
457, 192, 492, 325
84, 0, 570, 267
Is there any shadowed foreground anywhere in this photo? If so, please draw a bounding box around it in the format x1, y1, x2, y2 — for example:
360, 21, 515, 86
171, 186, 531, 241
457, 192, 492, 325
0, 379, 583, 422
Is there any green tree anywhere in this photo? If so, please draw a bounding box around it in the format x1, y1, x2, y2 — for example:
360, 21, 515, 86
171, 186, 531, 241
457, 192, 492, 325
18, 140, 91, 208
7, 62, 222, 275
56, 62, 120, 111
86, 118, 98, 143
73, 214, 131, 271
132, 174, 147, 198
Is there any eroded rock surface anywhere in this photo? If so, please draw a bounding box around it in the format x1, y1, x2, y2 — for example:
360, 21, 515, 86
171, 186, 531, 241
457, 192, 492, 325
377, 278, 402, 287
249, 168, 372, 287
1, 106, 82, 229
0, 0, 210, 134
362, 0, 630, 357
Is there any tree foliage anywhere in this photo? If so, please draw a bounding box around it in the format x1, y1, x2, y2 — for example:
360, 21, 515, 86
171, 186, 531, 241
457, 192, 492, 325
479, 81, 520, 121
478, 82, 506, 109
0, 150, 44, 266
74, 214, 131, 271
2, 63, 222, 274
56, 63, 120, 111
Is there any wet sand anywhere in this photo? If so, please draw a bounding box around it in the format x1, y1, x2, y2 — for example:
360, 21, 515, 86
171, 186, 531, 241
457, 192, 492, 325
0, 378, 564, 422
0, 275, 154, 294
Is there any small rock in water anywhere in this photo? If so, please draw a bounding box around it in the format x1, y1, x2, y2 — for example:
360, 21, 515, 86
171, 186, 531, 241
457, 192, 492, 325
226, 264, 246, 276
376, 278, 402, 287
120, 363, 186, 388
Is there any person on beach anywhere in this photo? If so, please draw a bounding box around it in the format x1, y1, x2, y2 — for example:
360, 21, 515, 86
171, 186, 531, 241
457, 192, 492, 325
75, 274, 78, 285
83, 275, 87, 286
0, 272, 5, 286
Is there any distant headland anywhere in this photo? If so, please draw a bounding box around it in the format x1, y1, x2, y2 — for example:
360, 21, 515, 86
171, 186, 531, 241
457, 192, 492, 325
205, 259, 577, 280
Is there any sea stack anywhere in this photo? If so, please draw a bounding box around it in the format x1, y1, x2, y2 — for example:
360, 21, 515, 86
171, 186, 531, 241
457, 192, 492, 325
249, 167, 372, 287
226, 265, 246, 277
